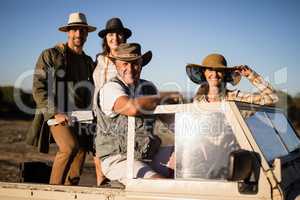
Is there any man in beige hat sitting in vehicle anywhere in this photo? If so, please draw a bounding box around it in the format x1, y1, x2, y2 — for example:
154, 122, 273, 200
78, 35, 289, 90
94, 43, 170, 185
27, 12, 96, 185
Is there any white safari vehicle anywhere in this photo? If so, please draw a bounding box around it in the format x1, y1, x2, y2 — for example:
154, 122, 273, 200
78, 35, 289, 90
0, 101, 300, 200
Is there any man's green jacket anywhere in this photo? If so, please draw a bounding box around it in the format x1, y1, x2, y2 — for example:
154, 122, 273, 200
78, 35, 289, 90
26, 43, 94, 153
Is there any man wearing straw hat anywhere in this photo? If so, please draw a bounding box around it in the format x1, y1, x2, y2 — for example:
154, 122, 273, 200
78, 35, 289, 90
27, 12, 96, 185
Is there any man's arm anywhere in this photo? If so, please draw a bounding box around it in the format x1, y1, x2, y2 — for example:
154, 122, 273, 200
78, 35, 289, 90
32, 49, 56, 120
113, 95, 160, 116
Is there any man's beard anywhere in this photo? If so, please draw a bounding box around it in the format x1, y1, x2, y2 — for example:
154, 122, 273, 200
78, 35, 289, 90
73, 37, 85, 47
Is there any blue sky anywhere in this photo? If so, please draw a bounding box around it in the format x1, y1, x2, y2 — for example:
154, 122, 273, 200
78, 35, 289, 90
0, 0, 299, 96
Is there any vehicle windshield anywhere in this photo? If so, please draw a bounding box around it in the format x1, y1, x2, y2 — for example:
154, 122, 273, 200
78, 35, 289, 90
239, 106, 300, 162
175, 110, 240, 180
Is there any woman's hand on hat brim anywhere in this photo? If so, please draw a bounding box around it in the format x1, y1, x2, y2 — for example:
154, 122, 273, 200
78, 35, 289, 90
234, 65, 252, 77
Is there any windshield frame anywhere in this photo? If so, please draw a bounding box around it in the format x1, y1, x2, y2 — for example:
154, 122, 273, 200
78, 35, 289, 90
127, 102, 227, 180
235, 102, 300, 163
126, 102, 259, 181
124, 101, 272, 196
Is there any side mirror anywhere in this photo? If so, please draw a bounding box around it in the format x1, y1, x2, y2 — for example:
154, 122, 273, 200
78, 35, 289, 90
227, 150, 256, 181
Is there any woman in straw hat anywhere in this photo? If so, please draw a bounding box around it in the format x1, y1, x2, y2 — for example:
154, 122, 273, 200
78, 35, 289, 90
169, 54, 279, 177
186, 53, 278, 104
92, 17, 132, 186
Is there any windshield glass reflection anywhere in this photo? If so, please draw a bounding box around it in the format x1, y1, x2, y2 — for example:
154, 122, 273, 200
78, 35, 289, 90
240, 108, 300, 162
175, 111, 239, 180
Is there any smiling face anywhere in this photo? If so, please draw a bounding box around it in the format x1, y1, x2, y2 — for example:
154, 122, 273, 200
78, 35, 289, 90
203, 68, 225, 88
115, 59, 142, 85
105, 32, 126, 53
67, 26, 88, 48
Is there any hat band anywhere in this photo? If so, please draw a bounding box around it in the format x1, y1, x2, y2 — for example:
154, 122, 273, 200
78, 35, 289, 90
68, 22, 88, 26
106, 27, 126, 31
115, 53, 140, 58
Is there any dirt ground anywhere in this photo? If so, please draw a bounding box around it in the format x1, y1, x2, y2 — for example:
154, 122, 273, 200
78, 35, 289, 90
0, 117, 174, 187
0, 119, 97, 186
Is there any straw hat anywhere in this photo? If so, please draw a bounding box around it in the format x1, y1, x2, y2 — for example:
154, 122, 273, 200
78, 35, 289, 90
58, 12, 96, 32
186, 53, 241, 85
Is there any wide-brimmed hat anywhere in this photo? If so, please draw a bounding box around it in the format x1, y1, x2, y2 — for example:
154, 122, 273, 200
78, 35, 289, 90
186, 53, 241, 85
109, 43, 152, 67
58, 12, 96, 32
98, 17, 132, 39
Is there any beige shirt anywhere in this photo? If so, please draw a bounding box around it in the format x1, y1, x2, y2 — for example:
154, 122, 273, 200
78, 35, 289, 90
92, 55, 118, 109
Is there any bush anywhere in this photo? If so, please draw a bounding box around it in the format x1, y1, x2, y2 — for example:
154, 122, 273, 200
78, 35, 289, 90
0, 86, 35, 118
